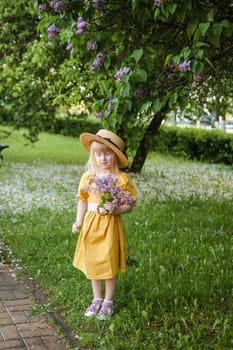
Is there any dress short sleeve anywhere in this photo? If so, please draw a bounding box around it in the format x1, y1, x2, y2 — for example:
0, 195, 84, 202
119, 172, 137, 202
76, 171, 91, 201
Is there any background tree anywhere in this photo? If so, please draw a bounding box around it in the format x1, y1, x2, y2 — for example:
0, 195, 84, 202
1, 0, 233, 169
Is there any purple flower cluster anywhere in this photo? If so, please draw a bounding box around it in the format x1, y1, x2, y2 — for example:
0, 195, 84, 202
115, 67, 130, 83
193, 74, 202, 82
47, 24, 60, 40
177, 60, 191, 72
167, 60, 192, 79
154, 0, 162, 6
87, 41, 98, 51
134, 89, 145, 98
96, 112, 104, 119
83, 174, 136, 207
39, 4, 48, 12
39, 1, 66, 12
65, 43, 73, 53
93, 0, 105, 10
76, 16, 87, 35
53, 1, 67, 12
90, 52, 105, 71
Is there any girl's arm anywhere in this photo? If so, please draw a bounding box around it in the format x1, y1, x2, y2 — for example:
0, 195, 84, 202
72, 200, 87, 233
104, 202, 133, 215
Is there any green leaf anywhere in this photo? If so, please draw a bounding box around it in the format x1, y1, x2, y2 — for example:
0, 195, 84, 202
195, 41, 210, 48
131, 48, 143, 63
207, 8, 214, 22
195, 49, 204, 59
140, 101, 152, 113
193, 60, 205, 74
204, 57, 215, 70
120, 82, 131, 97
134, 68, 148, 83
207, 23, 223, 47
124, 99, 132, 112
164, 53, 174, 66
182, 47, 191, 60
104, 56, 111, 70
152, 99, 162, 113
187, 20, 198, 39
167, 3, 177, 16
199, 22, 210, 36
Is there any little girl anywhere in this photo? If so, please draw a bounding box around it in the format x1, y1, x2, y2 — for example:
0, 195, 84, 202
72, 129, 137, 320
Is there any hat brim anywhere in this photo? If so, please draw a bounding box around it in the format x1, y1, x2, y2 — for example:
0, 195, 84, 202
80, 132, 128, 168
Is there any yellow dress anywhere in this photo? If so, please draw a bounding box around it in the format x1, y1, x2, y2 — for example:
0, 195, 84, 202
73, 171, 137, 280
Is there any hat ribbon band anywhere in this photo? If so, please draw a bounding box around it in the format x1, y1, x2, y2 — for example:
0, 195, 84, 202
97, 135, 122, 151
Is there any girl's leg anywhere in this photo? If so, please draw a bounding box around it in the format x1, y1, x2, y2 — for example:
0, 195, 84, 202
92, 279, 103, 299
105, 276, 117, 301
84, 279, 103, 317
97, 277, 117, 319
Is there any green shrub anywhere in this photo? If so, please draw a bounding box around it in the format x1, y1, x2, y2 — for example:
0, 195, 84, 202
44, 116, 101, 137
153, 127, 233, 165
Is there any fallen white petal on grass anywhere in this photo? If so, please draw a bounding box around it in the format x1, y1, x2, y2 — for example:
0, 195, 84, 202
0, 160, 232, 215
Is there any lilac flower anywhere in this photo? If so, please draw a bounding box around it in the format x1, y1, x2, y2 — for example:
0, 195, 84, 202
115, 67, 130, 83
39, 4, 48, 12
90, 52, 105, 71
54, 1, 67, 12
49, 1, 56, 9
83, 174, 136, 210
65, 43, 73, 53
87, 41, 98, 51
93, 0, 105, 10
134, 89, 145, 98
178, 60, 191, 72
47, 24, 60, 40
193, 74, 202, 82
76, 16, 87, 35
154, 0, 162, 6
96, 112, 104, 119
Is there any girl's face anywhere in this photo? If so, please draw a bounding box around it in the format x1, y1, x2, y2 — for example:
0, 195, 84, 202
92, 142, 116, 172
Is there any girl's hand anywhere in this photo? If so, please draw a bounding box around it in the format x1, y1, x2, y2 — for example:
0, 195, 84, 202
72, 222, 81, 234
103, 202, 116, 214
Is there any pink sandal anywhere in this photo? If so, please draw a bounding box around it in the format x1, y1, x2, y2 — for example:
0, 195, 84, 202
97, 301, 114, 320
84, 298, 103, 317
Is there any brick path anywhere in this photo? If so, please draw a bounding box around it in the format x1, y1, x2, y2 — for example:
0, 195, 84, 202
0, 265, 68, 350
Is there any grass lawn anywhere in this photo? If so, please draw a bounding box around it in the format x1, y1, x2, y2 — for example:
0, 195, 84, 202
1, 128, 233, 349
0, 126, 88, 164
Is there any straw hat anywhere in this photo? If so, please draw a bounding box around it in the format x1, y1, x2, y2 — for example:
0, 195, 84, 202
80, 129, 128, 168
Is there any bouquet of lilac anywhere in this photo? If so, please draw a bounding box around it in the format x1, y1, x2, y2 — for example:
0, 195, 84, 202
83, 174, 136, 213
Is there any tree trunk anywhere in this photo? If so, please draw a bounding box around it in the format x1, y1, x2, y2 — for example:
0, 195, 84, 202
129, 113, 164, 173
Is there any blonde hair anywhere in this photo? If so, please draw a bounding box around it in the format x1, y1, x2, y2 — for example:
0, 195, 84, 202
86, 141, 119, 174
